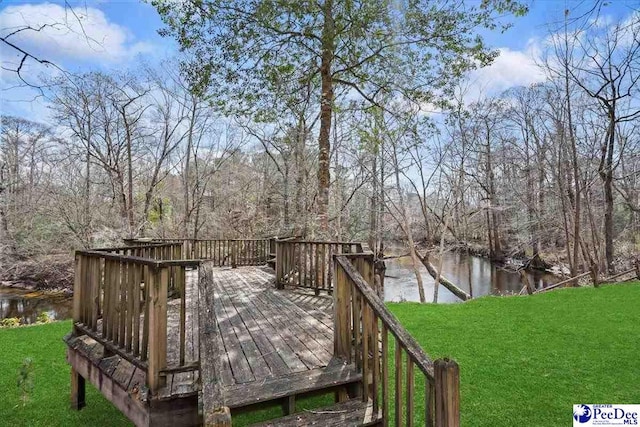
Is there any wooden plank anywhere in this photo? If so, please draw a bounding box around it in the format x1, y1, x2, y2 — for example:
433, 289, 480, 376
119, 261, 127, 349
213, 278, 255, 384
382, 324, 389, 424
434, 359, 460, 427
141, 265, 150, 362
179, 266, 186, 366
247, 268, 333, 351
395, 339, 403, 427
223, 361, 361, 408
126, 262, 134, 353
362, 298, 370, 402
103, 260, 111, 340
66, 347, 149, 427
198, 263, 232, 426
72, 254, 82, 326
354, 287, 362, 372
112, 358, 136, 390
407, 357, 415, 426
222, 271, 307, 375
372, 312, 380, 415
258, 286, 333, 366
217, 274, 291, 377
132, 263, 141, 357
215, 274, 268, 381
237, 272, 324, 370
251, 398, 380, 427
147, 266, 168, 392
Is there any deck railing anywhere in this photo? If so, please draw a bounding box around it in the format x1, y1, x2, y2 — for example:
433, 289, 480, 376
72, 249, 200, 395
275, 240, 363, 293
123, 238, 272, 267
334, 253, 460, 427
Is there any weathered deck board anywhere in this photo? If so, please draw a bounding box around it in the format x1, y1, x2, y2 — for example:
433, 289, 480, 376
206, 266, 359, 410
250, 399, 381, 427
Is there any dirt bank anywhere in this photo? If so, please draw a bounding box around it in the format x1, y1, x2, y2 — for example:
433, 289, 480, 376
0, 254, 74, 293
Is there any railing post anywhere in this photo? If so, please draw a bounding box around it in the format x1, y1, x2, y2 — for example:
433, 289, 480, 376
434, 358, 460, 427
72, 253, 83, 333
147, 265, 168, 394
333, 258, 350, 360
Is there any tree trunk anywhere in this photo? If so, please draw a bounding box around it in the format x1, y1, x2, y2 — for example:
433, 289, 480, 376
602, 112, 616, 274
317, 0, 334, 235
368, 152, 378, 250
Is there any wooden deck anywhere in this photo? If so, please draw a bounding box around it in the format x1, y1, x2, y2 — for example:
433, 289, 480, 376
207, 266, 360, 411
66, 239, 460, 426
66, 263, 367, 426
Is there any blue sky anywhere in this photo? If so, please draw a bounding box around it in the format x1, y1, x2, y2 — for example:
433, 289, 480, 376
1, 0, 638, 120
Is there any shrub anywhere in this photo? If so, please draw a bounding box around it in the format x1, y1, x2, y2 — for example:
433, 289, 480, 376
36, 312, 51, 324
1, 317, 21, 328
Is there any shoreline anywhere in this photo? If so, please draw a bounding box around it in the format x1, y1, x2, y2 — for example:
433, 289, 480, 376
0, 280, 73, 296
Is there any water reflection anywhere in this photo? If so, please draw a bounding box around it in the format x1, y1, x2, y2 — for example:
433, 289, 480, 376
0, 287, 73, 324
384, 251, 559, 303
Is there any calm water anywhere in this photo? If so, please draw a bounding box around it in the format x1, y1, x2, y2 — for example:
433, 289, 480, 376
384, 251, 559, 303
0, 286, 73, 324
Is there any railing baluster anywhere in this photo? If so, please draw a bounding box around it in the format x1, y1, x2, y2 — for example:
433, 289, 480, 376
407, 357, 414, 426
382, 324, 389, 424
118, 261, 127, 348
426, 378, 435, 427
141, 265, 149, 362
126, 261, 134, 352
133, 263, 141, 357
372, 312, 380, 415
179, 266, 186, 366
395, 339, 403, 426
362, 297, 370, 402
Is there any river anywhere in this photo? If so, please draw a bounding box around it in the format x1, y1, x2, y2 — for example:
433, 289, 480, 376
0, 252, 559, 322
384, 251, 559, 303
0, 286, 73, 324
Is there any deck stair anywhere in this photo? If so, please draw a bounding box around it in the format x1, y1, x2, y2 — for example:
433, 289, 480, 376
250, 399, 381, 426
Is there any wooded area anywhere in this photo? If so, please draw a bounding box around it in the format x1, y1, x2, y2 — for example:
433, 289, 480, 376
1, 1, 639, 297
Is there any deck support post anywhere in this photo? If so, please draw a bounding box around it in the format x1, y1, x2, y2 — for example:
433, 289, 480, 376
204, 407, 231, 427
70, 367, 86, 410
282, 395, 296, 415
434, 358, 460, 427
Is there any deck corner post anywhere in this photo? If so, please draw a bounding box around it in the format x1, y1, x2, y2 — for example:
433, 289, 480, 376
70, 367, 86, 410
204, 406, 231, 427
434, 358, 460, 427
333, 256, 349, 360
147, 265, 168, 394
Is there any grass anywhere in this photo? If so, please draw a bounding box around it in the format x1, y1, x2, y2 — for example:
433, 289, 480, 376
2, 282, 638, 426
0, 321, 130, 427
0, 320, 332, 427
388, 282, 640, 426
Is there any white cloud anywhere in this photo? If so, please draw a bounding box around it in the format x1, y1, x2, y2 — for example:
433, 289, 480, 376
0, 2, 153, 67
464, 41, 546, 103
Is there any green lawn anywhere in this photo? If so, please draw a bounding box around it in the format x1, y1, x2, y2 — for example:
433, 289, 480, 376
0, 321, 130, 427
2, 283, 638, 426
388, 282, 640, 427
